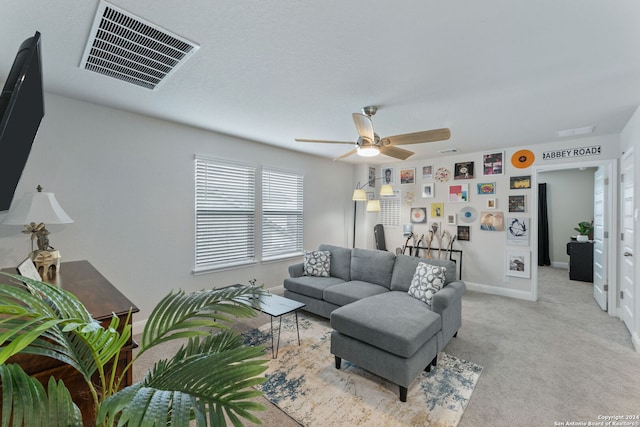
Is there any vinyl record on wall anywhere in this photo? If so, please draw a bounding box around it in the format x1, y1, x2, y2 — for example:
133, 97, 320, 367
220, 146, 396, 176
511, 150, 535, 168
459, 206, 478, 223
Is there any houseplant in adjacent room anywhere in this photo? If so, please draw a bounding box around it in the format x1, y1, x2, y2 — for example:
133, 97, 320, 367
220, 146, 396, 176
574, 220, 594, 241
0, 273, 268, 426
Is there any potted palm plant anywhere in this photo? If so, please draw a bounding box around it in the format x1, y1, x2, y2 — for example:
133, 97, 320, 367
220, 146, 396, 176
0, 272, 269, 426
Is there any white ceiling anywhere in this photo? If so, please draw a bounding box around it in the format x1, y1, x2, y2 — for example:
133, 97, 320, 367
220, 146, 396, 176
2, 1, 640, 164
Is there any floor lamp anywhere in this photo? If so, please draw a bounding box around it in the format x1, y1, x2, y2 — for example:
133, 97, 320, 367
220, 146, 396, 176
351, 183, 392, 248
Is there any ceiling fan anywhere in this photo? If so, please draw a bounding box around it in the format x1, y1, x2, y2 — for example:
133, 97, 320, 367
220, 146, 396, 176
295, 106, 451, 161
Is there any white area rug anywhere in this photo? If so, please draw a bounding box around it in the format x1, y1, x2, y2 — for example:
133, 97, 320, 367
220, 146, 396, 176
243, 314, 482, 427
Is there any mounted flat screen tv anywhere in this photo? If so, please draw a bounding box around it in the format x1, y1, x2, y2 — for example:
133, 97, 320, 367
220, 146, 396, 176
0, 31, 44, 212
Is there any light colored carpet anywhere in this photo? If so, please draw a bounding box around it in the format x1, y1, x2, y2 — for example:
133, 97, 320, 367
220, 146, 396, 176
133, 267, 640, 426
242, 314, 482, 427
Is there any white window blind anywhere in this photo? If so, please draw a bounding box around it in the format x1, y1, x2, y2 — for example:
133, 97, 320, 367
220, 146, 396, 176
379, 192, 400, 227
195, 156, 256, 271
262, 168, 304, 259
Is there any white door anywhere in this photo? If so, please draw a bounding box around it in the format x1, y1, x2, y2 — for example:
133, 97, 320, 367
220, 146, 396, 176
621, 151, 635, 332
593, 166, 607, 310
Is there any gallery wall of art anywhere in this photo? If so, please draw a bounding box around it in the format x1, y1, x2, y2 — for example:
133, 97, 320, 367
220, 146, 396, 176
355, 134, 619, 300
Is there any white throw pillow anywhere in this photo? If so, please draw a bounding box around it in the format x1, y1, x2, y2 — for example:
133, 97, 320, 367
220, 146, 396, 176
408, 262, 447, 307
303, 250, 331, 277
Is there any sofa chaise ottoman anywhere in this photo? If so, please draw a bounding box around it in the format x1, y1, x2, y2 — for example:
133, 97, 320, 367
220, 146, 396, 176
283, 244, 465, 401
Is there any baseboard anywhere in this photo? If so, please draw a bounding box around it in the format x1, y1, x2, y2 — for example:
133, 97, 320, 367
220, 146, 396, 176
632, 331, 640, 353
464, 281, 536, 301
550, 261, 569, 269
133, 319, 147, 336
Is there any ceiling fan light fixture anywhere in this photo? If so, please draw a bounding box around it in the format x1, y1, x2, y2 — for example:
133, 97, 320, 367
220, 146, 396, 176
357, 145, 380, 157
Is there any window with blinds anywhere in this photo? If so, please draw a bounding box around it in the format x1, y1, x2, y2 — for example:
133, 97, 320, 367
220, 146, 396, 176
194, 156, 256, 272
379, 192, 401, 227
262, 168, 304, 259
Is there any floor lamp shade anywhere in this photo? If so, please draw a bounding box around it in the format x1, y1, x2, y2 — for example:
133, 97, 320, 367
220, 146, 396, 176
352, 189, 367, 201
366, 199, 381, 212
2, 190, 73, 225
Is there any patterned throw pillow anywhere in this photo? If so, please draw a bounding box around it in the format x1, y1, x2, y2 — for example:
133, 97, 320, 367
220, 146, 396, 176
303, 250, 331, 277
408, 262, 447, 307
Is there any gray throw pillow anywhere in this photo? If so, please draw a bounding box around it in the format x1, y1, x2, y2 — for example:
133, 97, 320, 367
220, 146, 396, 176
408, 262, 447, 306
303, 250, 331, 277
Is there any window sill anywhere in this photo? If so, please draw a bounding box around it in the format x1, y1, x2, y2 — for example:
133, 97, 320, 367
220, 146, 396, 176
261, 252, 304, 264
192, 260, 257, 275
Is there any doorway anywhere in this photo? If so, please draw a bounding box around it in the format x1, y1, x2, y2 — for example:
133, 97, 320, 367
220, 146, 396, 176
532, 158, 618, 317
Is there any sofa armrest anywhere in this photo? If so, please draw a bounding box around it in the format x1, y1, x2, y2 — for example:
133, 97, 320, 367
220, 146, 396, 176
288, 262, 304, 278
431, 281, 465, 314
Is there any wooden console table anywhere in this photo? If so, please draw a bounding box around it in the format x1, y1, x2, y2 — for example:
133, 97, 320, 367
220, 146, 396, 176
1, 260, 139, 426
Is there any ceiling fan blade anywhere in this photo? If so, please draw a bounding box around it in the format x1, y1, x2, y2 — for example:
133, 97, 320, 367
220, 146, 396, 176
333, 148, 357, 161
384, 128, 451, 146
352, 113, 375, 142
380, 145, 414, 160
295, 138, 355, 144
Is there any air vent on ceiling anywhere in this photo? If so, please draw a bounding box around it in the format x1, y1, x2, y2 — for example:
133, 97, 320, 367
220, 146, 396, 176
439, 148, 459, 154
79, 0, 199, 90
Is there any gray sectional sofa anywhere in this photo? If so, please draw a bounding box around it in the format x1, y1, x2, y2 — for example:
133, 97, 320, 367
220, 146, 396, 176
283, 244, 465, 401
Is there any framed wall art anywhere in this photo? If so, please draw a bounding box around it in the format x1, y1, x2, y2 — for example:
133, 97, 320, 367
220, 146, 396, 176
382, 167, 394, 185
448, 183, 469, 202
422, 165, 433, 180
509, 195, 526, 212
422, 183, 435, 198
510, 175, 531, 189
368, 166, 376, 187
457, 225, 470, 241
447, 213, 457, 225
410, 207, 427, 224
505, 250, 530, 278
431, 202, 444, 218
480, 211, 504, 231
454, 161, 474, 179
400, 168, 415, 184
477, 182, 496, 195
483, 151, 504, 175
506, 217, 530, 246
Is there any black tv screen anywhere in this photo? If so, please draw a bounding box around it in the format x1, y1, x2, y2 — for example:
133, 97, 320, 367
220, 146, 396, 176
0, 31, 44, 212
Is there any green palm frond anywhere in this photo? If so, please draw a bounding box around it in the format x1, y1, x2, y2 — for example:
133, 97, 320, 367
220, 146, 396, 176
140, 285, 264, 351
0, 364, 82, 427
98, 333, 267, 426
1, 274, 270, 426
0, 273, 128, 385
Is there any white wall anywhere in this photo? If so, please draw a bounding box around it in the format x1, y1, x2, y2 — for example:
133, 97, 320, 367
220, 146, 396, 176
355, 134, 619, 300
0, 93, 355, 324
538, 168, 596, 266
620, 105, 640, 350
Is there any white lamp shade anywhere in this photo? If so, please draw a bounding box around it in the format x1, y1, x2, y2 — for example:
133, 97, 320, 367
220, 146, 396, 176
366, 199, 381, 212
2, 191, 73, 225
352, 189, 367, 201
380, 184, 394, 196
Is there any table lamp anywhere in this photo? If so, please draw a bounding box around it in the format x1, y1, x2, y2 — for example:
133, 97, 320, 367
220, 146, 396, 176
2, 185, 73, 278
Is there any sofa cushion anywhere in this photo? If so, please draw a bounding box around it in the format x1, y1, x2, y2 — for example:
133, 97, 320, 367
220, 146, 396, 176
319, 244, 352, 281
390, 255, 456, 292
284, 276, 345, 299
408, 262, 447, 307
350, 248, 396, 289
323, 281, 389, 307
303, 250, 331, 277
330, 292, 441, 358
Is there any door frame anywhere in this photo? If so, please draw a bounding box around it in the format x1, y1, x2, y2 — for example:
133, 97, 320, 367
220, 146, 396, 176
531, 158, 618, 316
